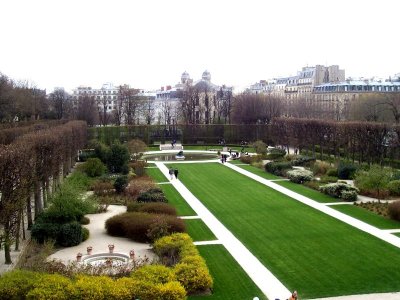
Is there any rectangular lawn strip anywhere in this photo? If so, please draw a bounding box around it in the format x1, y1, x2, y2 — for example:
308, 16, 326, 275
331, 204, 400, 229
274, 180, 340, 203
189, 245, 267, 300
393, 232, 400, 237
233, 164, 282, 180
170, 162, 400, 299
158, 184, 196, 216
185, 219, 217, 242
145, 167, 168, 183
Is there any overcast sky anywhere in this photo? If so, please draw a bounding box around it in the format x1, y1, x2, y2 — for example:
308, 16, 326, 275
0, 0, 399, 93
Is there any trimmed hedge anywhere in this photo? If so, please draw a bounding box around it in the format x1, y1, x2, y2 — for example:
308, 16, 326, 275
127, 202, 177, 216
265, 161, 292, 176
154, 233, 213, 294
105, 212, 185, 243
58, 222, 83, 247
0, 270, 186, 300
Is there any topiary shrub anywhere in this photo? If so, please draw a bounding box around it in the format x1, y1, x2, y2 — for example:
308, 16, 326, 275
137, 188, 167, 203
105, 212, 185, 243
388, 201, 400, 221
319, 182, 359, 201
81, 227, 90, 242
79, 216, 90, 225
388, 180, 400, 196
114, 175, 128, 194
338, 162, 357, 179
80, 158, 107, 177
252, 140, 267, 155
107, 142, 130, 173
265, 161, 292, 176
286, 169, 313, 184
57, 222, 83, 247
0, 270, 42, 300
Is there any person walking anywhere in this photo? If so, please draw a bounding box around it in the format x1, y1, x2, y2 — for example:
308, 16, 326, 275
174, 168, 179, 179
169, 168, 174, 180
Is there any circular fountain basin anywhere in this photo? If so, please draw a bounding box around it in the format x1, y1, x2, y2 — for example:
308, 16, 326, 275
81, 253, 130, 266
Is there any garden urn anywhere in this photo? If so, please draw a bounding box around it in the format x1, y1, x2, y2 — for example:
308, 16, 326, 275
76, 252, 82, 262
108, 244, 115, 253
87, 246, 93, 255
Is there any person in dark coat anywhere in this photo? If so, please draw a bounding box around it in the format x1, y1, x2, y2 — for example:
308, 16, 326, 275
174, 168, 179, 179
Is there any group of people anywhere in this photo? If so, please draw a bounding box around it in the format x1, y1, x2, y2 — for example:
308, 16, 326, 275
168, 167, 179, 180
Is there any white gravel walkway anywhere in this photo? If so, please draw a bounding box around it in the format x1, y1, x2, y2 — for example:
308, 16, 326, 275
48, 205, 154, 264
155, 162, 291, 300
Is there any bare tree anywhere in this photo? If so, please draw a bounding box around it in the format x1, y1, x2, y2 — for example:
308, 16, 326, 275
49, 88, 71, 119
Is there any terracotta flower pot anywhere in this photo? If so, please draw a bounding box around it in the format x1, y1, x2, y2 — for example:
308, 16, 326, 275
108, 244, 114, 253
129, 250, 135, 259
76, 253, 82, 262
87, 247, 93, 255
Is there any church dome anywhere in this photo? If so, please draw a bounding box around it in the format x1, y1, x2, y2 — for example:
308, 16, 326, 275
202, 70, 211, 82
181, 71, 190, 83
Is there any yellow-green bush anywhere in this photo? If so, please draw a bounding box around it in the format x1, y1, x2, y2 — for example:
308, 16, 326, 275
26, 274, 73, 300
131, 264, 176, 284
0, 270, 42, 300
158, 281, 187, 300
174, 262, 213, 294
72, 275, 115, 300
154, 233, 213, 294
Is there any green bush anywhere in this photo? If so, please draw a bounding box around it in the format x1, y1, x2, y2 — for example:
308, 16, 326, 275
286, 169, 313, 183
265, 161, 292, 176
354, 165, 392, 199
0, 270, 42, 300
252, 140, 267, 155
137, 188, 167, 203
265, 147, 286, 159
78, 150, 96, 162
81, 227, 90, 242
388, 201, 400, 221
319, 182, 359, 201
388, 180, 400, 196
326, 168, 338, 177
114, 175, 128, 194
31, 222, 60, 243
80, 158, 107, 177
107, 142, 130, 173
128, 202, 177, 216
338, 162, 357, 179
105, 212, 185, 243
312, 161, 331, 175
80, 216, 90, 225
319, 175, 338, 184
58, 222, 83, 247
291, 156, 315, 167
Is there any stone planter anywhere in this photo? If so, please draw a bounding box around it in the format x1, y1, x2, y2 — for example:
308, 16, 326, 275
76, 252, 83, 262
129, 250, 135, 259
108, 244, 114, 253
87, 246, 93, 255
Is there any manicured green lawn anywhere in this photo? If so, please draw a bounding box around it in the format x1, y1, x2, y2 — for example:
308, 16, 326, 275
189, 245, 267, 300
185, 219, 217, 242
145, 167, 168, 183
331, 205, 400, 229
274, 180, 340, 203
171, 162, 400, 299
393, 232, 400, 237
157, 181, 196, 216
232, 163, 282, 180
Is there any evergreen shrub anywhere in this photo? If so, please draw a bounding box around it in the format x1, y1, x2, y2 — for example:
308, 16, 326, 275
114, 175, 128, 194
80, 158, 107, 177
58, 222, 83, 247
137, 188, 167, 203
338, 162, 357, 179
388, 180, 400, 196
319, 182, 359, 201
265, 161, 292, 176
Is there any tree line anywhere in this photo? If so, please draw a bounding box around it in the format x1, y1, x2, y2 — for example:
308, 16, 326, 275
0, 121, 87, 264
